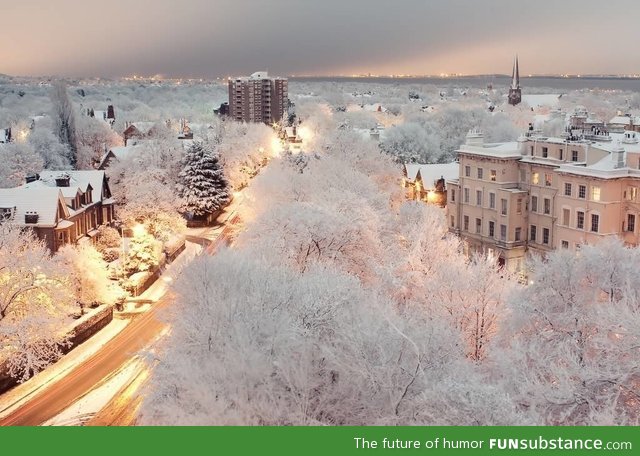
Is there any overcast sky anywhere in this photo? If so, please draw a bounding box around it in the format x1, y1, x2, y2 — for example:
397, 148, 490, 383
1, 0, 638, 78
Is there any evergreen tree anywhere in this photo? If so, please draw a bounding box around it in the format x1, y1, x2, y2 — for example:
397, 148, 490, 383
177, 141, 230, 217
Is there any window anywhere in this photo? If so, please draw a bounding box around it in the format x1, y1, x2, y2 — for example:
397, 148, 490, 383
572, 150, 579, 162
559, 149, 564, 161
515, 227, 522, 241
578, 185, 586, 199
628, 214, 636, 232
545, 173, 552, 187
516, 198, 522, 214
564, 182, 572, 197
531, 195, 538, 213
530, 225, 537, 242
465, 166, 471, 177
490, 169, 497, 182
626, 187, 638, 201
463, 215, 469, 231
577, 211, 585, 229
476, 190, 482, 206
591, 214, 599, 233
543, 228, 550, 245
489, 221, 495, 237
450, 216, 455, 228
450, 189, 456, 202
542, 147, 548, 158
529, 146, 534, 155
489, 192, 496, 209
544, 198, 551, 215
475, 218, 482, 234
563, 208, 570, 226
591, 186, 601, 202
477, 168, 483, 179
532, 172, 539, 185
561, 240, 569, 249
464, 188, 470, 203
501, 198, 507, 216
500, 224, 507, 241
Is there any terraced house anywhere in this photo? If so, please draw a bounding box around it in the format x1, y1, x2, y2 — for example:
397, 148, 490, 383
0, 170, 116, 252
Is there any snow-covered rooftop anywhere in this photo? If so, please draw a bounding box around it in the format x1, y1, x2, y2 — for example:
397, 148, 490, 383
0, 187, 67, 227
608, 115, 632, 125
127, 122, 156, 134
23, 170, 107, 204
522, 94, 560, 109
404, 162, 459, 189
458, 141, 521, 159
99, 144, 144, 167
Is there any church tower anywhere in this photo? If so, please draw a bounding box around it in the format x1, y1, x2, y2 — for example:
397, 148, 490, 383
508, 55, 522, 106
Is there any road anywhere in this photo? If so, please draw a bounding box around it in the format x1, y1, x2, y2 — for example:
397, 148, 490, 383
0, 292, 173, 426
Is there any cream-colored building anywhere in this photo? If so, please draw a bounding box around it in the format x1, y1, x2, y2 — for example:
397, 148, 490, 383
446, 128, 640, 272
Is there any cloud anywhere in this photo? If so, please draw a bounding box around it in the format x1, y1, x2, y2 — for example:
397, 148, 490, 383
0, 0, 637, 77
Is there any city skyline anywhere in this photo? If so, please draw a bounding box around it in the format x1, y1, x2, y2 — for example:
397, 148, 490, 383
1, 0, 639, 79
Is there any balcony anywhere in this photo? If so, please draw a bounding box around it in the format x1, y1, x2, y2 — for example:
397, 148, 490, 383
495, 239, 526, 249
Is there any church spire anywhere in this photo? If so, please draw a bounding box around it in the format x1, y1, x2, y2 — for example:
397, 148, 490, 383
508, 55, 522, 106
511, 55, 520, 90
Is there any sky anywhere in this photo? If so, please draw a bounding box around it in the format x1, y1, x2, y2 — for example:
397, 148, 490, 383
1, 0, 639, 78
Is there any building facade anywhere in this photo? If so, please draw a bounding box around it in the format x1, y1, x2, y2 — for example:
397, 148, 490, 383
402, 162, 459, 207
0, 171, 116, 252
228, 71, 288, 124
446, 128, 640, 273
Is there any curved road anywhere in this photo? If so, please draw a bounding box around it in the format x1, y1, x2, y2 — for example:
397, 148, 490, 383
0, 293, 172, 426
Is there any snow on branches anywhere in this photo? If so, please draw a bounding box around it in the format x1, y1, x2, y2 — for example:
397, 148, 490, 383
177, 140, 230, 217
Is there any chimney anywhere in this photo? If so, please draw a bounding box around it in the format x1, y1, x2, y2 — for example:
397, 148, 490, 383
611, 143, 625, 169
517, 135, 528, 155
55, 173, 71, 187
24, 211, 39, 224
465, 128, 484, 146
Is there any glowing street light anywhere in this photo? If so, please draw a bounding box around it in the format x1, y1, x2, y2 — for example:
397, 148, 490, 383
132, 224, 147, 237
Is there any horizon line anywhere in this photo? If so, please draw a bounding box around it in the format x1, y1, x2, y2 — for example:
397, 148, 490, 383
3, 72, 640, 81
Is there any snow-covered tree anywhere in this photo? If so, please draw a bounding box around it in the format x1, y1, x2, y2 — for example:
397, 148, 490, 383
177, 140, 230, 218
496, 238, 640, 425
380, 122, 442, 163
56, 244, 112, 315
108, 143, 186, 241
140, 251, 525, 425
27, 127, 70, 170
50, 81, 78, 167
122, 229, 161, 275
94, 225, 122, 262
217, 122, 276, 190
0, 224, 73, 381
0, 142, 44, 188
75, 116, 122, 169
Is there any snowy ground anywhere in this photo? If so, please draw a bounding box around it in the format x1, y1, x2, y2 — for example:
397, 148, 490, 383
42, 360, 142, 426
